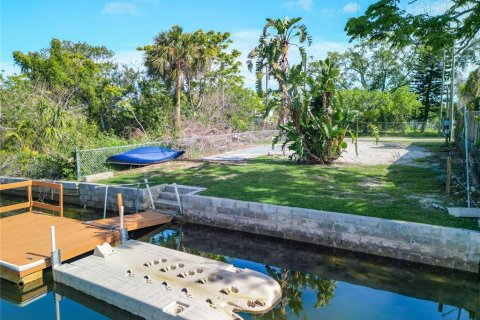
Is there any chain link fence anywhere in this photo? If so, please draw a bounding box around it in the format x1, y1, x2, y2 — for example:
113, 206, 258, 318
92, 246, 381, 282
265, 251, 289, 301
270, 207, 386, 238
76, 130, 278, 180
358, 121, 440, 136
455, 110, 480, 187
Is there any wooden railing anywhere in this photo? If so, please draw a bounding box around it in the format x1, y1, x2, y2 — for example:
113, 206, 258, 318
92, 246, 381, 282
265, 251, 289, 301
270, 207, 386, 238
0, 180, 63, 217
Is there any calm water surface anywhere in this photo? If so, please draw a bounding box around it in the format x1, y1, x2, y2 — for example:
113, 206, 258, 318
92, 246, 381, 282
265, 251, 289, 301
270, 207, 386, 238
1, 216, 478, 320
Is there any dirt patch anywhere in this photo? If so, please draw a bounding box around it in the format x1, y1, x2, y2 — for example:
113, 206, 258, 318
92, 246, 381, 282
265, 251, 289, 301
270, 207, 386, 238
336, 140, 432, 166
408, 194, 441, 209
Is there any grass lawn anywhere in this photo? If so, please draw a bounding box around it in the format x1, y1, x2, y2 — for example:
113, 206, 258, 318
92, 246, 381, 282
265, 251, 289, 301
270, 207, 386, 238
100, 141, 479, 231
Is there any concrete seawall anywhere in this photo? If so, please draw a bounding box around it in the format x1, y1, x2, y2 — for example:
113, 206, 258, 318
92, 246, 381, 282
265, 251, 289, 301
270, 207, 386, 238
0, 177, 157, 213
180, 194, 480, 273
2, 176, 479, 273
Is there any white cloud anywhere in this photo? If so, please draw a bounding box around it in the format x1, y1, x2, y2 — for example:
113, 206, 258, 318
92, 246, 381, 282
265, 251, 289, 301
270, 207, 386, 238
406, 0, 452, 15
111, 29, 349, 91
308, 40, 349, 58
342, 2, 359, 13
229, 29, 349, 89
113, 50, 145, 70
283, 0, 314, 11
230, 29, 262, 88
101, 2, 140, 15
320, 8, 335, 14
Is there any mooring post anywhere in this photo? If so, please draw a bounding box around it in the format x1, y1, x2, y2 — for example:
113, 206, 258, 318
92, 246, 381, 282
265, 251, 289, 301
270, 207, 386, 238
463, 107, 471, 208
173, 183, 183, 215
119, 205, 128, 244
103, 185, 109, 219
145, 178, 155, 210
50, 226, 61, 268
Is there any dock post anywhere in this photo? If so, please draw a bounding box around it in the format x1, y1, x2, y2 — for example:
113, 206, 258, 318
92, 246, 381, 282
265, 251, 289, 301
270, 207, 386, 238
103, 185, 109, 219
145, 178, 156, 210
119, 206, 128, 244
50, 226, 61, 268
173, 183, 183, 215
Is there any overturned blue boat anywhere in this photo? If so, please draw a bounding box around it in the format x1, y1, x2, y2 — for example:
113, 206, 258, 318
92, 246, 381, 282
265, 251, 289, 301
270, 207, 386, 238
107, 146, 185, 165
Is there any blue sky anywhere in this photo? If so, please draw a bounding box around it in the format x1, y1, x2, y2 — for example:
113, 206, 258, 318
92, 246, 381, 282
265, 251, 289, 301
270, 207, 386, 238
1, 0, 449, 85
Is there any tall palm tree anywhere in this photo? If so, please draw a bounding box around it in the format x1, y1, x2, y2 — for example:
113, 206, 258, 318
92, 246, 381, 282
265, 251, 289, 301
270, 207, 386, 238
248, 17, 311, 126
140, 25, 200, 134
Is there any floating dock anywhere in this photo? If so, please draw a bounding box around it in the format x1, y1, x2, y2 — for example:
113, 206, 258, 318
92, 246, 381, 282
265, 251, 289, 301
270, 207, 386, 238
54, 240, 281, 320
0, 180, 172, 285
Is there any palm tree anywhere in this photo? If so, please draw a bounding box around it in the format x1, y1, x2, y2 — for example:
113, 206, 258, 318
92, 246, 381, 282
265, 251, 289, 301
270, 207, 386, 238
140, 25, 200, 134
248, 17, 311, 126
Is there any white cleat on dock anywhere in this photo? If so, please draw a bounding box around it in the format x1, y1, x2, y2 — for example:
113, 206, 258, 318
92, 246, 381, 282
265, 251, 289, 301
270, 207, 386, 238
53, 240, 282, 320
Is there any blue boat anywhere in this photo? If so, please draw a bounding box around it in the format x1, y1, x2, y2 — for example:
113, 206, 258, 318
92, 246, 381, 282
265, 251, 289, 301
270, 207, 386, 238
107, 146, 185, 165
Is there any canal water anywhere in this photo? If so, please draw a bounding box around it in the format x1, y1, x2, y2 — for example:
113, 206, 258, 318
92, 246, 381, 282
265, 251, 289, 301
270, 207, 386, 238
0, 219, 478, 319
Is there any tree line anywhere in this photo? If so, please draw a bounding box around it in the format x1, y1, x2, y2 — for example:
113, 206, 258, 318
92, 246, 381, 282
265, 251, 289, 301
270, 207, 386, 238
1, 0, 478, 176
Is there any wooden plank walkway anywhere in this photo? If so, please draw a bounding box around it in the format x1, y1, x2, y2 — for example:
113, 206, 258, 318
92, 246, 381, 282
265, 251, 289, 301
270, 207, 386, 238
0, 210, 172, 285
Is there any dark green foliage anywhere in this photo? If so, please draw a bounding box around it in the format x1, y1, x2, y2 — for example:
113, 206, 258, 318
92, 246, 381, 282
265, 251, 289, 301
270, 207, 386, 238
273, 60, 356, 163
410, 48, 444, 124
1, 34, 256, 179
345, 0, 480, 51
460, 67, 480, 111
327, 41, 412, 92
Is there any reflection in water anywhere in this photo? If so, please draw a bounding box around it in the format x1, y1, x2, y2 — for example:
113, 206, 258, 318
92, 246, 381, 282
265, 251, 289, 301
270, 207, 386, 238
1, 222, 478, 320
141, 223, 479, 320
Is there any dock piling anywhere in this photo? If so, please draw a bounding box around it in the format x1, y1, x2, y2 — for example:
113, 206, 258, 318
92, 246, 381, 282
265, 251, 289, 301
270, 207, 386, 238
50, 226, 61, 268
119, 206, 128, 244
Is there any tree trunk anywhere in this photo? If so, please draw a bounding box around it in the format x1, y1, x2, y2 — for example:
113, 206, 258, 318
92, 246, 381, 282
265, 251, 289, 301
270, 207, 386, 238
175, 73, 183, 135
278, 83, 290, 127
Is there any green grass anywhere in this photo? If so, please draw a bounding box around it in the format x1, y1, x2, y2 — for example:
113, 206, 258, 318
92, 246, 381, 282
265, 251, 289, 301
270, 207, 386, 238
100, 149, 478, 230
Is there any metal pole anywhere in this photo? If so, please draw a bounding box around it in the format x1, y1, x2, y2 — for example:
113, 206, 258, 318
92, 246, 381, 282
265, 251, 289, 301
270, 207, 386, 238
51, 226, 56, 252
145, 178, 155, 210
103, 185, 108, 219
75, 147, 81, 181
50, 226, 61, 268
450, 45, 456, 142
439, 49, 446, 130
463, 107, 471, 208
173, 183, 183, 215
119, 206, 128, 243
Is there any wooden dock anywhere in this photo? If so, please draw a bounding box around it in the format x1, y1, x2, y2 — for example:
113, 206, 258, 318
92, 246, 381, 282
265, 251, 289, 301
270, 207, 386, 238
0, 180, 172, 285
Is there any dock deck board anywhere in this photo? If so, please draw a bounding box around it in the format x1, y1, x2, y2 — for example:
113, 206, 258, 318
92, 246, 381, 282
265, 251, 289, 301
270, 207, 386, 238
0, 210, 172, 283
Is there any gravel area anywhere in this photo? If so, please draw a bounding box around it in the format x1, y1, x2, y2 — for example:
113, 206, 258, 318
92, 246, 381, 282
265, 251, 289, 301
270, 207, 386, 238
203, 138, 432, 166
337, 140, 431, 166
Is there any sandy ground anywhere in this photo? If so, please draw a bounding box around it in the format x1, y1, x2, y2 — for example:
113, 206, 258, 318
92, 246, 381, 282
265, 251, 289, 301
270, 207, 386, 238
337, 140, 432, 166
203, 138, 434, 166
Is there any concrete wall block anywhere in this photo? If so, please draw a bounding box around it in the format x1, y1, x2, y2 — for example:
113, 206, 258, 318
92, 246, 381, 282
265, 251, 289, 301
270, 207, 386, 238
237, 208, 255, 219
216, 207, 234, 215
190, 195, 211, 207
341, 214, 365, 226
248, 202, 263, 212
219, 198, 235, 209
291, 207, 309, 219
255, 212, 270, 221
58, 181, 80, 190
262, 204, 277, 215
469, 231, 480, 243
276, 205, 292, 217
234, 200, 249, 210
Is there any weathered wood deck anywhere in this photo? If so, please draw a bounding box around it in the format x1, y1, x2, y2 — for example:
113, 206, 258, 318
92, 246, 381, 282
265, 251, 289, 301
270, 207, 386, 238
0, 210, 172, 285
